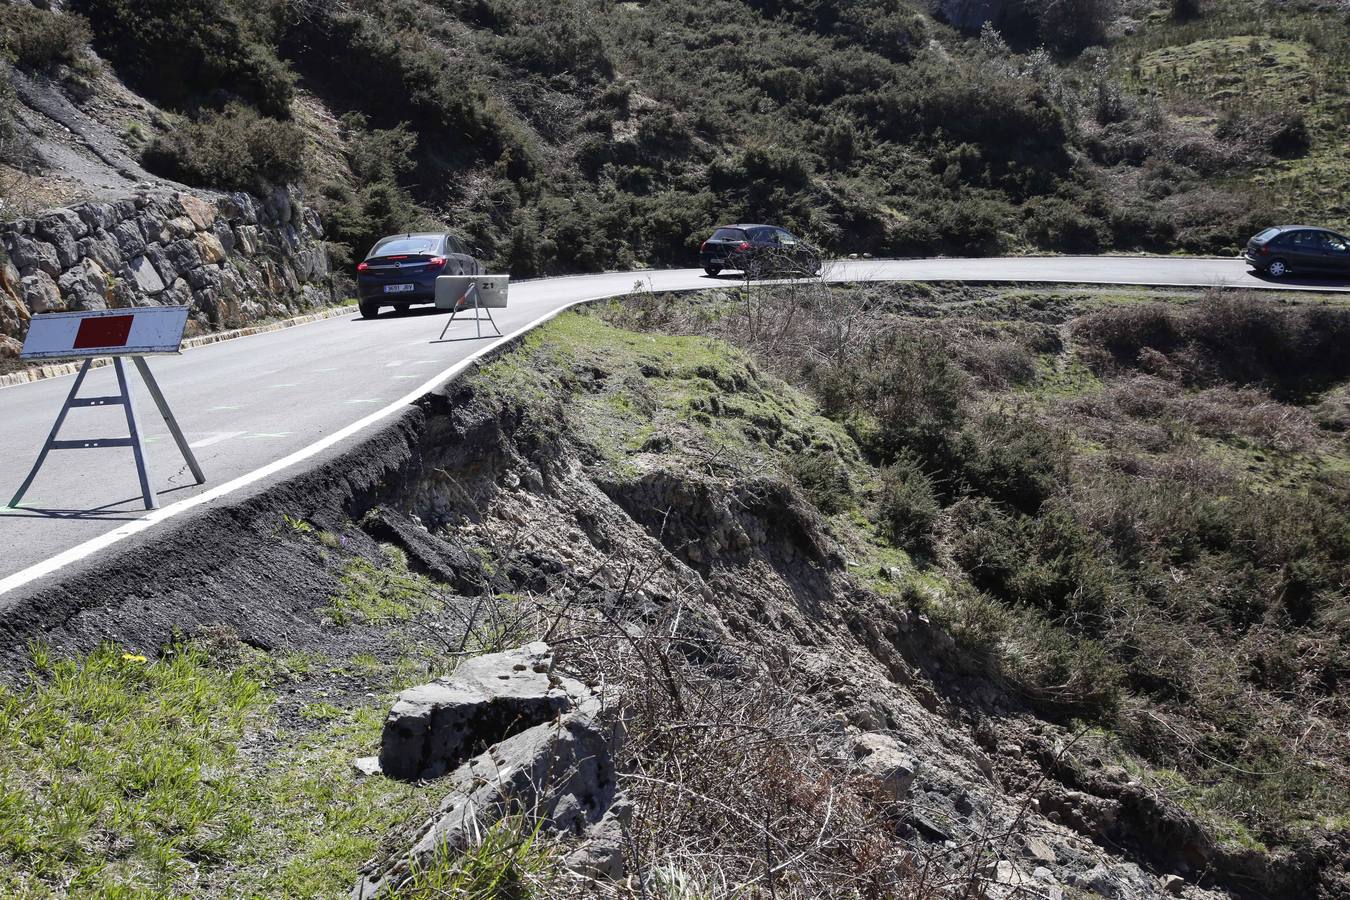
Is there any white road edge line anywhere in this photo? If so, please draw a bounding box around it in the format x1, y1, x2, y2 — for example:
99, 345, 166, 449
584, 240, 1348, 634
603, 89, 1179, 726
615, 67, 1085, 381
0, 293, 608, 599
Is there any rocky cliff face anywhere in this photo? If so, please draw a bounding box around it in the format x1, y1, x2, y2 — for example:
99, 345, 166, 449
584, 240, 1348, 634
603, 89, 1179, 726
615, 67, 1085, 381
0, 186, 335, 358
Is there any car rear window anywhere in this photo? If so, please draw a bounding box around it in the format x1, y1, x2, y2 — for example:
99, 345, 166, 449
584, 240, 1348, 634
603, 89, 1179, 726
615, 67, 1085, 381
710, 228, 746, 241
1253, 227, 1281, 243
372, 236, 441, 257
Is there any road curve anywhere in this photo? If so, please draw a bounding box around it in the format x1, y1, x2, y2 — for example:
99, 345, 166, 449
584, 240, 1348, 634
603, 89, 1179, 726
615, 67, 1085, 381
1, 256, 1345, 597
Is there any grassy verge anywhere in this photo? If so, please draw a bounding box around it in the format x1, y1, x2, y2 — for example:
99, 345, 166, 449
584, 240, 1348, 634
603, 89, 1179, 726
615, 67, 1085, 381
0, 549, 469, 897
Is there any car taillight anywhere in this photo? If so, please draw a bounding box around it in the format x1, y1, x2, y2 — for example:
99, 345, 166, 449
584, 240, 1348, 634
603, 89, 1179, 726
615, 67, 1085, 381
737, 241, 750, 251
428, 256, 446, 269
700, 241, 708, 252
356, 261, 369, 273
1258, 245, 1270, 256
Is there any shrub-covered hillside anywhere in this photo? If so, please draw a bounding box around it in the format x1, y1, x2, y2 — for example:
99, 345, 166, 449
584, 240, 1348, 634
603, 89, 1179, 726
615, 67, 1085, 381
2, 0, 1347, 273
607, 280, 1350, 874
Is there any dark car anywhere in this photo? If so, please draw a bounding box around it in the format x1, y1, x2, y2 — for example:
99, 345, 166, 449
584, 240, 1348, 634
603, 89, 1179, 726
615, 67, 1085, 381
355, 233, 483, 318
1244, 225, 1350, 279
699, 224, 821, 277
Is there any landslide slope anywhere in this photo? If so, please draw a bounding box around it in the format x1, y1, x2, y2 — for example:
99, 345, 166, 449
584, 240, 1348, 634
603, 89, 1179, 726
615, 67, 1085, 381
3, 284, 1347, 898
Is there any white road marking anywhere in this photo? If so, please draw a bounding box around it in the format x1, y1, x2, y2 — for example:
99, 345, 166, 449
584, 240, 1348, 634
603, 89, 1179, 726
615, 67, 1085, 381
241, 432, 293, 439
189, 431, 246, 449
0, 293, 603, 598
385, 361, 405, 368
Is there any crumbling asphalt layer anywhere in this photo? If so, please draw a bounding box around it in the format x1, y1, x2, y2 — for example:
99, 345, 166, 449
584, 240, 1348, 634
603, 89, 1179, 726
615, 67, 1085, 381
0, 388, 453, 674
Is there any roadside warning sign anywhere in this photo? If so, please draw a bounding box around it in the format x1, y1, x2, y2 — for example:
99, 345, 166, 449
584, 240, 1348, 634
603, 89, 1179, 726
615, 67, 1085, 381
20, 306, 190, 360
9, 306, 203, 511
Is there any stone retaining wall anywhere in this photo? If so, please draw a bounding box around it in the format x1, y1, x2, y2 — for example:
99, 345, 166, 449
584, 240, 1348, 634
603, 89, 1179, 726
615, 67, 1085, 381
0, 186, 336, 358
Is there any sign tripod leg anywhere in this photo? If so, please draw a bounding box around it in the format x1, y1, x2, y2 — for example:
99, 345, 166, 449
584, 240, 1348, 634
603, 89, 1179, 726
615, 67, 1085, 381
133, 357, 204, 485
113, 357, 157, 510
437, 285, 471, 341
8, 355, 205, 512
8, 359, 94, 509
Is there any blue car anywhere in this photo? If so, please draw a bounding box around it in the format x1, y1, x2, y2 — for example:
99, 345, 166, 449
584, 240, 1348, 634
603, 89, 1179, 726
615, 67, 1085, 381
356, 233, 483, 318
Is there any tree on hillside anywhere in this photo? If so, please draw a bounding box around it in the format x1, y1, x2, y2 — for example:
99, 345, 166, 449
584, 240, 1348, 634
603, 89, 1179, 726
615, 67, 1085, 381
1171, 0, 1201, 21
1033, 0, 1114, 55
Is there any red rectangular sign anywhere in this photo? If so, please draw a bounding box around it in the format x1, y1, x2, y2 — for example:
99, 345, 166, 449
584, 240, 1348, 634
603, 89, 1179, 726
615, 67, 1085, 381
72, 314, 135, 350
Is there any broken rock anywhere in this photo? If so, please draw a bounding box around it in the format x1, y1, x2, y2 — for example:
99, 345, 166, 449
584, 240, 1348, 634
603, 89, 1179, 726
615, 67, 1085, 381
564, 796, 633, 880
378, 641, 587, 780
853, 732, 919, 800
357, 694, 624, 897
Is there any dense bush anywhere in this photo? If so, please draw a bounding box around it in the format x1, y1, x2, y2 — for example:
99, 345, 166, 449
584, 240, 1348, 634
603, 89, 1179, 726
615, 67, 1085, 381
490, 8, 613, 85
1215, 108, 1312, 159
1075, 294, 1350, 396
879, 56, 1073, 192
814, 328, 970, 466
1030, 0, 1113, 56
958, 410, 1070, 513
788, 450, 854, 515
747, 0, 928, 61
1171, 0, 1201, 20
877, 454, 940, 551
916, 196, 1014, 255
283, 6, 514, 164
141, 104, 304, 192
0, 5, 91, 69
319, 115, 437, 266
70, 0, 293, 116
1023, 196, 1107, 251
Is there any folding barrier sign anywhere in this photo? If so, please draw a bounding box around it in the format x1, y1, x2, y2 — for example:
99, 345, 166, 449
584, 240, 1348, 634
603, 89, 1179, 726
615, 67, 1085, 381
10, 306, 205, 511
433, 275, 510, 340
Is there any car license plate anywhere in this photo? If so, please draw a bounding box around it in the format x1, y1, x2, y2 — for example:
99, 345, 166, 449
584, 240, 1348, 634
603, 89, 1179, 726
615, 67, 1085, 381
384, 284, 415, 294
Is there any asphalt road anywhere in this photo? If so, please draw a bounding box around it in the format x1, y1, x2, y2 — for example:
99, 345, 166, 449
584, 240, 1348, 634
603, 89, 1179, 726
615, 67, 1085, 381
1, 256, 1346, 595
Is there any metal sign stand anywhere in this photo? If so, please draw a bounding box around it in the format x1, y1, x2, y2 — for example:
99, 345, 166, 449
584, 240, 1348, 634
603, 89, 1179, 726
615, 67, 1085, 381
9, 356, 205, 511
436, 283, 502, 341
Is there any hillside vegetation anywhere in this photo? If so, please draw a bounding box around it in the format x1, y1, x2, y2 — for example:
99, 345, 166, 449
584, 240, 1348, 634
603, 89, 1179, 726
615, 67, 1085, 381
1, 0, 1346, 273
6, 282, 1347, 897
607, 279, 1350, 867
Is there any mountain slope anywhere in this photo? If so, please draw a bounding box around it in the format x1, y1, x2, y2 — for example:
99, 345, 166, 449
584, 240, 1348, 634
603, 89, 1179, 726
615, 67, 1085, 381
3, 0, 1346, 277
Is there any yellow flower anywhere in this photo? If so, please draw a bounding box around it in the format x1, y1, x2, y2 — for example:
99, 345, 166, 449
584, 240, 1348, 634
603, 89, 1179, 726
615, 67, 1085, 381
121, 652, 148, 663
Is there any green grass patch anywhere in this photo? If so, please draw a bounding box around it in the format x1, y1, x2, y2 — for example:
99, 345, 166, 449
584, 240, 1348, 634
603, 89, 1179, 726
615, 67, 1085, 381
0, 642, 264, 896
474, 309, 861, 485
400, 815, 559, 899
0, 639, 447, 898
328, 546, 443, 626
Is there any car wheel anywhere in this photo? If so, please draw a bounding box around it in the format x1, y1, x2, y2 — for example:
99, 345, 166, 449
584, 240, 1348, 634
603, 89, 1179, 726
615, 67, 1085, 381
1266, 259, 1289, 278
704, 266, 721, 276
359, 301, 380, 319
